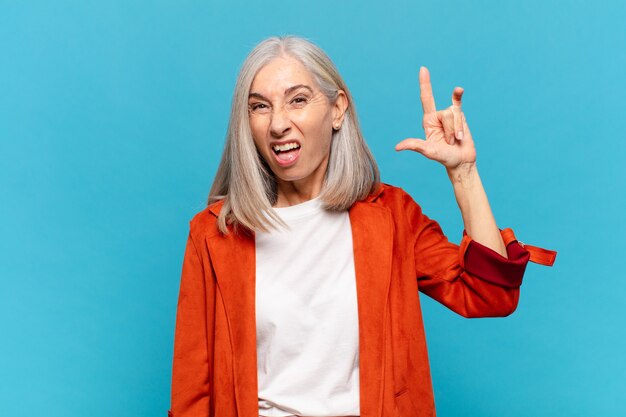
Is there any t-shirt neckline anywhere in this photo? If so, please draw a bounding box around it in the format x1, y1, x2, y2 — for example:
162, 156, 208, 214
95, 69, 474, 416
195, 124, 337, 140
271, 196, 323, 220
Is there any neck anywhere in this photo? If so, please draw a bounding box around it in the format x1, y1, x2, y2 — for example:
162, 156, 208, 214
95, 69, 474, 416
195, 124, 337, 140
274, 181, 322, 207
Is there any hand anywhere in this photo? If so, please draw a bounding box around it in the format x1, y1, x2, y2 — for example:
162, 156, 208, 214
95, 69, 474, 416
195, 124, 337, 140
395, 66, 477, 171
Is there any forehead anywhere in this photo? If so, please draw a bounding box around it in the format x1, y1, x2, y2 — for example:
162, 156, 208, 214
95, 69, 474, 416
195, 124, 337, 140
250, 56, 317, 95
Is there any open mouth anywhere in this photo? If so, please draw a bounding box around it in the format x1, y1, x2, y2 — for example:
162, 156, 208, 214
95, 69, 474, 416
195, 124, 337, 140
272, 142, 301, 166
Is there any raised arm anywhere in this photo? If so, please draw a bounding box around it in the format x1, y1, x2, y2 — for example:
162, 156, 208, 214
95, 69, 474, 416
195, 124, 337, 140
395, 66, 506, 256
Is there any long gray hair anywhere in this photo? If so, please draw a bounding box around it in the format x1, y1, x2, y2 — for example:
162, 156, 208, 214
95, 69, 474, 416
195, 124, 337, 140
209, 35, 380, 234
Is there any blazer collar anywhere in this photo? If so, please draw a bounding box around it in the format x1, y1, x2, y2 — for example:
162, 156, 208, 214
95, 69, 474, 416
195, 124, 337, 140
205, 185, 392, 417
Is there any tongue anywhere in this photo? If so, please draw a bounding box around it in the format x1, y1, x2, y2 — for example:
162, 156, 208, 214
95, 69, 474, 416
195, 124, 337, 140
277, 149, 298, 162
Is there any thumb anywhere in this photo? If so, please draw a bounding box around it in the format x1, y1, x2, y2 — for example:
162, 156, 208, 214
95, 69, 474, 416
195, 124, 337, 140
395, 138, 427, 154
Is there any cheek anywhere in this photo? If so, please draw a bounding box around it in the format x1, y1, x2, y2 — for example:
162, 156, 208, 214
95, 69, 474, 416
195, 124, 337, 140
249, 118, 268, 146
294, 112, 333, 147
311, 122, 334, 153
249, 118, 261, 135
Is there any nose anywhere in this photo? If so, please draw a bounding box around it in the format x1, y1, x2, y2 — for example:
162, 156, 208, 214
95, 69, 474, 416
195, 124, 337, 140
269, 106, 291, 138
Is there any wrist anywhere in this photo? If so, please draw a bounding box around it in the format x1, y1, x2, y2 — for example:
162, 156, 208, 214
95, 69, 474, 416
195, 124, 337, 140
447, 162, 478, 186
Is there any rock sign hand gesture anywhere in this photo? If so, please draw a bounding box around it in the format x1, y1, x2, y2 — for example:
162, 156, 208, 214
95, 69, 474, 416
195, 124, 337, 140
395, 66, 476, 171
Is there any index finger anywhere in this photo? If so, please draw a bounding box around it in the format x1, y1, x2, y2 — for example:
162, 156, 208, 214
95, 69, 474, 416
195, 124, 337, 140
419, 66, 437, 114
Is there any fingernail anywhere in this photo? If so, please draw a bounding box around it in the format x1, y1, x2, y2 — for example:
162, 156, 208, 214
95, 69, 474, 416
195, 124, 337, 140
456, 131, 464, 140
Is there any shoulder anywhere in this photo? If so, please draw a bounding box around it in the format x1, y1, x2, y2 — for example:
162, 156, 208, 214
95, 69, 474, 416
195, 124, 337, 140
187, 199, 224, 240
365, 183, 433, 237
363, 183, 428, 229
369, 182, 420, 210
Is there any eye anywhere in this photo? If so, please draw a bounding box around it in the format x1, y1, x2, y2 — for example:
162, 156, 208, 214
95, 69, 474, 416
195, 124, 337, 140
291, 96, 308, 105
249, 102, 269, 112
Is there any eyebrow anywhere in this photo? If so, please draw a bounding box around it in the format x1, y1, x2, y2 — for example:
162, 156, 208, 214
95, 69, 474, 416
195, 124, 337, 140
248, 84, 313, 101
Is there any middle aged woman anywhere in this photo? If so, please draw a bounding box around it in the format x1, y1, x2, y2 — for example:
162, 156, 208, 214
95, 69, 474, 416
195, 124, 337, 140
169, 35, 556, 417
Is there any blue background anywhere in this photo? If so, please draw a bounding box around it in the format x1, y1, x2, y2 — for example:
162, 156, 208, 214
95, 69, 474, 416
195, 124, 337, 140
1, 1, 624, 416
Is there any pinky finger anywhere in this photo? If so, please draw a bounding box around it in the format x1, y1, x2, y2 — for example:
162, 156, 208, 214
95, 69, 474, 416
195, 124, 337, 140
452, 87, 464, 107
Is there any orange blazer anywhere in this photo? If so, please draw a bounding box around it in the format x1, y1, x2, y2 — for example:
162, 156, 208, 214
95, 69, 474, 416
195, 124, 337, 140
169, 184, 555, 417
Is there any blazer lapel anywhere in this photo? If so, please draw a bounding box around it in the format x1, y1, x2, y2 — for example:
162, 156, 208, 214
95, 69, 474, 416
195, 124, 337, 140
204, 209, 259, 417
349, 197, 394, 417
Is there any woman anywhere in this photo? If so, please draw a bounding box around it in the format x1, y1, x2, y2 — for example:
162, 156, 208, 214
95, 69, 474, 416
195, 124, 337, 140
169, 36, 556, 417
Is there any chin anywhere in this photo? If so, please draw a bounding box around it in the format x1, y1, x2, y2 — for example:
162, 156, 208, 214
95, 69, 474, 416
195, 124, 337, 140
275, 172, 307, 183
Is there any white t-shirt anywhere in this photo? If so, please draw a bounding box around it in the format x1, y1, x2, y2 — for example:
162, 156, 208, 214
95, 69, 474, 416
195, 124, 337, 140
255, 196, 360, 417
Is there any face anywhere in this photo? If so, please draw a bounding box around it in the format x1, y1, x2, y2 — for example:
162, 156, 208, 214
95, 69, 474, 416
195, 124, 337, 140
248, 56, 347, 200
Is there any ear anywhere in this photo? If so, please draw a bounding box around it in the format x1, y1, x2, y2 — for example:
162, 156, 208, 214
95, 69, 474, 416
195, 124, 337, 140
332, 90, 349, 128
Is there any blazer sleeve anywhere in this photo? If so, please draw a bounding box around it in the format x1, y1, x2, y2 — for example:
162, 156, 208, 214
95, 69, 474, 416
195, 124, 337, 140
402, 191, 535, 318
169, 231, 211, 416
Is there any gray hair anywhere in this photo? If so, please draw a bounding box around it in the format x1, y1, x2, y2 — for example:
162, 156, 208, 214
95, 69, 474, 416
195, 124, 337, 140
208, 35, 380, 234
